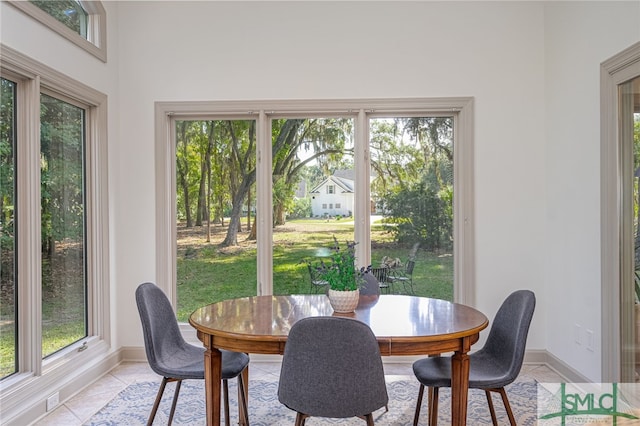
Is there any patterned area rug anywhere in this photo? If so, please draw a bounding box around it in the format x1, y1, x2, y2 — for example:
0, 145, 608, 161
86, 376, 538, 425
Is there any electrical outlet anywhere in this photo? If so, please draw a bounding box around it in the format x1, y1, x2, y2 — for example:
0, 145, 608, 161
574, 323, 582, 345
46, 392, 59, 411
586, 329, 594, 352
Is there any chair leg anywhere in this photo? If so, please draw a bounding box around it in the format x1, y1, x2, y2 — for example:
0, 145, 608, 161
485, 390, 498, 426
408, 278, 415, 295
496, 388, 517, 426
237, 374, 250, 426
294, 412, 309, 426
147, 377, 169, 426
223, 379, 230, 425
167, 379, 182, 425
413, 383, 425, 426
428, 387, 439, 426
364, 413, 375, 425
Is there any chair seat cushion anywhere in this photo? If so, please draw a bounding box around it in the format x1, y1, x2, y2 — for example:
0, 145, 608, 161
412, 351, 514, 389
154, 343, 249, 380
220, 350, 251, 379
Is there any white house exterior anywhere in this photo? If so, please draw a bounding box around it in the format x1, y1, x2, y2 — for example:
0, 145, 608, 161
309, 173, 355, 218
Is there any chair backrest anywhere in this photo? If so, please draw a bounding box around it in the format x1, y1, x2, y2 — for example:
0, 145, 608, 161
135, 282, 190, 376
359, 271, 381, 296
278, 316, 388, 419
480, 290, 536, 383
307, 264, 316, 280
370, 266, 390, 284
307, 264, 325, 282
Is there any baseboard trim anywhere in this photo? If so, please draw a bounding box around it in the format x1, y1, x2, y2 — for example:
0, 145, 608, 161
120, 346, 147, 362
524, 349, 590, 382
122, 346, 589, 383
5, 348, 123, 426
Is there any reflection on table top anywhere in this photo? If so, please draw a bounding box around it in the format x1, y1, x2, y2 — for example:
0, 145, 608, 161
189, 294, 488, 345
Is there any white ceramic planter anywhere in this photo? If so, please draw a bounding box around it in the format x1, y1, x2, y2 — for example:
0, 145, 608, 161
328, 288, 360, 313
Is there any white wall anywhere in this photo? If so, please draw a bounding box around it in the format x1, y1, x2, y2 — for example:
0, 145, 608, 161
3, 0, 639, 383
112, 1, 640, 381
114, 0, 549, 349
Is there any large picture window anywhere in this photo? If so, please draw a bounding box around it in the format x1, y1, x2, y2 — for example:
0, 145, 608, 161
0, 45, 109, 399
155, 99, 475, 321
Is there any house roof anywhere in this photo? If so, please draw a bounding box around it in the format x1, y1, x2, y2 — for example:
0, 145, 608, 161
333, 169, 355, 180
309, 175, 354, 194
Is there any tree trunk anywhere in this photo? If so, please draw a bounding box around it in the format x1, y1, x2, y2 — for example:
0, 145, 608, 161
248, 216, 257, 240
247, 186, 251, 230
177, 122, 192, 227
274, 202, 286, 226
222, 201, 242, 246
205, 123, 214, 242
195, 157, 208, 227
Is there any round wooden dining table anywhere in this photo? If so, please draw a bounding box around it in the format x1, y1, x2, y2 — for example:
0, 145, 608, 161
189, 294, 488, 426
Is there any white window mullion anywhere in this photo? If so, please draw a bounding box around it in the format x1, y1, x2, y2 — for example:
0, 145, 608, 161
85, 101, 110, 342
16, 74, 43, 375
354, 109, 370, 269
453, 100, 475, 306
256, 111, 273, 295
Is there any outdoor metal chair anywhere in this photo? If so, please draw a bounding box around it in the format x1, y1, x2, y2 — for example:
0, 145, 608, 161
390, 259, 416, 294
307, 264, 329, 293
370, 266, 393, 293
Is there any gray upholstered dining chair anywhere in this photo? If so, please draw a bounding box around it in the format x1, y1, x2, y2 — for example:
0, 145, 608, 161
359, 271, 381, 296
135, 282, 250, 426
278, 316, 389, 426
412, 290, 535, 426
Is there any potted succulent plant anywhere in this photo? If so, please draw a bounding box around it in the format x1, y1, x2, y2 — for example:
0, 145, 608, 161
312, 237, 363, 313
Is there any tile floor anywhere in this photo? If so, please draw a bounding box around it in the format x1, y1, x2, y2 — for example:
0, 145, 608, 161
32, 361, 565, 425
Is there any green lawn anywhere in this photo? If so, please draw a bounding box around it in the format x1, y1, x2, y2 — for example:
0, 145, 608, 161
0, 218, 454, 377
175, 218, 453, 321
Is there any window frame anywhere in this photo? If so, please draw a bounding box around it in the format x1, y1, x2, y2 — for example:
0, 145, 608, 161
0, 43, 109, 400
155, 98, 475, 312
601, 41, 640, 382
7, 1, 107, 63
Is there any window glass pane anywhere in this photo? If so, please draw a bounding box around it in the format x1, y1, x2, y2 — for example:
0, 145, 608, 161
0, 78, 17, 378
175, 120, 257, 322
30, 0, 88, 38
272, 117, 355, 295
40, 93, 87, 357
369, 117, 454, 299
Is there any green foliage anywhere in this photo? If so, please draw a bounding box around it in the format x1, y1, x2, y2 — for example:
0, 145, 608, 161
40, 94, 85, 250
305, 237, 361, 291
383, 182, 453, 251
370, 117, 454, 249
0, 78, 15, 251
289, 197, 311, 219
